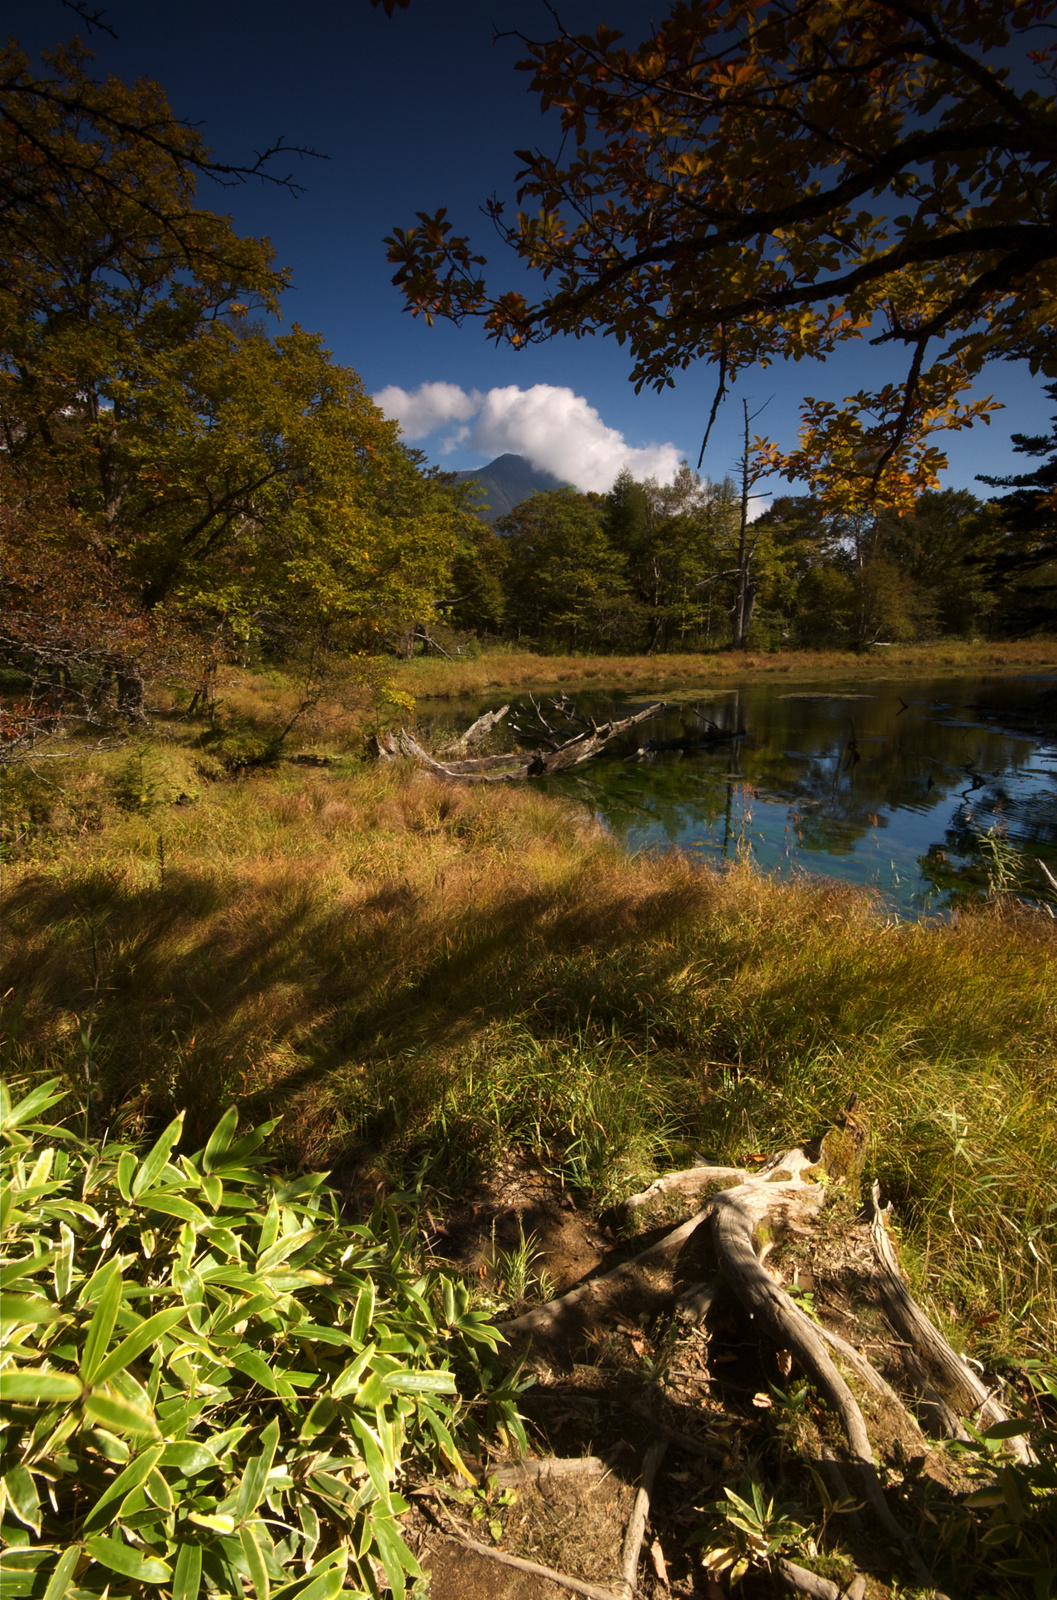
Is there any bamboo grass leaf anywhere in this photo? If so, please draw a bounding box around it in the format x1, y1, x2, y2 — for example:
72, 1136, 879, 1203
236, 1417, 280, 1519
92, 1305, 189, 1385
240, 1522, 271, 1599
82, 1443, 165, 1532
116, 1150, 137, 1202
1, 1370, 83, 1403
83, 1392, 159, 1436
41, 1547, 80, 1600
3, 1465, 41, 1533
84, 1534, 171, 1582
172, 1541, 203, 1600
0, 1080, 65, 1133
201, 1107, 240, 1174
79, 1262, 123, 1382
131, 1113, 185, 1198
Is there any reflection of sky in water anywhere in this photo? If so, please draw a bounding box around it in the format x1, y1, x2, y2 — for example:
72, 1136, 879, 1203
424, 674, 1057, 919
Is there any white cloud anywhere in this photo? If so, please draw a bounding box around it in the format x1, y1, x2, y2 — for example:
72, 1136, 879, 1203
372, 381, 480, 440
372, 380, 682, 492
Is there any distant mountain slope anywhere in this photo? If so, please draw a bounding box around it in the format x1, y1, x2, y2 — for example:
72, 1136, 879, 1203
451, 453, 568, 523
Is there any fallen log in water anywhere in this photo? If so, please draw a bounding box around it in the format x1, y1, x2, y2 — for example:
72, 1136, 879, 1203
385, 701, 667, 782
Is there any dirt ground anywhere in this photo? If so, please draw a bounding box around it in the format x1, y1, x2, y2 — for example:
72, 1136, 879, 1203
404, 1150, 968, 1599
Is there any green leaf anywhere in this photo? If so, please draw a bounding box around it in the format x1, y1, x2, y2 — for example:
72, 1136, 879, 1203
160, 1440, 219, 1475
83, 1392, 158, 1436
0, 1293, 58, 1326
257, 1227, 317, 1274
92, 1305, 189, 1385
0, 1080, 65, 1133
351, 1281, 375, 1345
54, 1223, 74, 1301
139, 1191, 208, 1226
3, 1465, 41, 1534
1, 1369, 83, 1403
331, 1347, 373, 1399
80, 1261, 123, 1382
273, 1549, 348, 1600
85, 1534, 171, 1583
172, 1541, 203, 1600
236, 1417, 280, 1519
982, 1419, 1033, 1439
1, 1251, 56, 1288
131, 1113, 186, 1197
230, 1349, 292, 1396
117, 1149, 137, 1202
202, 1107, 239, 1173
383, 1367, 457, 1394
42, 1547, 81, 1600
83, 1443, 165, 1532
240, 1523, 271, 1599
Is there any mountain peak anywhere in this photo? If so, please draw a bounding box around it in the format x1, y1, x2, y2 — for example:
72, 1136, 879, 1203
452, 454, 569, 523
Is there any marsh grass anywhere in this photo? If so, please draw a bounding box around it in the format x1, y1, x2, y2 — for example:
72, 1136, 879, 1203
395, 639, 1057, 698
3, 716, 1054, 1368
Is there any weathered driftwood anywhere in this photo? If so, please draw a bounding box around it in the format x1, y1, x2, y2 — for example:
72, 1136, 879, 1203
624, 1164, 750, 1215
867, 1183, 1027, 1459
619, 1439, 667, 1597
394, 702, 667, 783
439, 704, 510, 756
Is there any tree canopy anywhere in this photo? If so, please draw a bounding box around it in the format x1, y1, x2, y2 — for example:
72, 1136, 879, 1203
1, 41, 472, 730
387, 0, 1057, 493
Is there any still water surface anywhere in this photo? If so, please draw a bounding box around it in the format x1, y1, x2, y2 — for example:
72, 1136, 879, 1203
420, 674, 1057, 918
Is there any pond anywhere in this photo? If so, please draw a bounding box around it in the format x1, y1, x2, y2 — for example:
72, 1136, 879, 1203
417, 673, 1057, 918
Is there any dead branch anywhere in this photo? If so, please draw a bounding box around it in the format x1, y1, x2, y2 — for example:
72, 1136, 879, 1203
619, 1439, 667, 1597
437, 1531, 623, 1600
491, 1455, 608, 1488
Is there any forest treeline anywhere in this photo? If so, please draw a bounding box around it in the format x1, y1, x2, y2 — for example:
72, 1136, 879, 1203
446, 427, 1057, 656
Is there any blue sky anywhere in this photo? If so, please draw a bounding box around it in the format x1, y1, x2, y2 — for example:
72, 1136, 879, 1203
8, 0, 1051, 504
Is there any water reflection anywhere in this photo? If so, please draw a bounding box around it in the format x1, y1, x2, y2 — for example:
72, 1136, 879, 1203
419, 675, 1057, 917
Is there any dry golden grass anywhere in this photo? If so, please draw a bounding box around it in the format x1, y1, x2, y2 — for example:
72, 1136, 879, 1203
3, 746, 1054, 1359
395, 639, 1057, 699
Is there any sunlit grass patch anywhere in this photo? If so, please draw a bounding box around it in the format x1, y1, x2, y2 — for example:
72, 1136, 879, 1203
3, 744, 1054, 1363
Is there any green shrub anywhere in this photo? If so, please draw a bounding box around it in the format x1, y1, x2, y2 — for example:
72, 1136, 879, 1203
0, 1081, 525, 1598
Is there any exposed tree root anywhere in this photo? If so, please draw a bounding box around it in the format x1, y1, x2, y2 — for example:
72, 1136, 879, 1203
776, 1558, 866, 1600
497, 1201, 717, 1336
472, 1113, 1030, 1597
709, 1154, 938, 1588
619, 1439, 667, 1597
868, 1183, 1027, 1459
623, 1163, 750, 1215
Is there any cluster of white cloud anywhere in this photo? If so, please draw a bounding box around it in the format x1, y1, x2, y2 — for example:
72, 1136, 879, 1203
372, 380, 683, 493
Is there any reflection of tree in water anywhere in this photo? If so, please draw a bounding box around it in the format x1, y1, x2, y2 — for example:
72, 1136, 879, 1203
448, 677, 1056, 909
919, 781, 1057, 905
